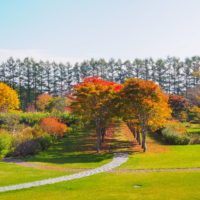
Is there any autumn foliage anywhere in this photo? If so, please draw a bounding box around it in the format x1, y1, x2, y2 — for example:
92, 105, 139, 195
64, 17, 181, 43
26, 104, 37, 112
71, 76, 122, 152
0, 82, 19, 112
36, 94, 53, 112
71, 76, 172, 152
168, 94, 190, 119
119, 78, 171, 152
40, 117, 67, 137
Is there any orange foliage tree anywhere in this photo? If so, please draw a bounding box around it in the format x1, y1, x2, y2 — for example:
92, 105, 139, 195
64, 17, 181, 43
168, 94, 190, 119
36, 94, 53, 112
0, 82, 19, 112
40, 117, 67, 137
119, 78, 171, 152
71, 76, 122, 152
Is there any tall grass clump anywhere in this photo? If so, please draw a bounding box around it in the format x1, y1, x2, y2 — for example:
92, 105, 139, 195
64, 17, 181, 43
161, 127, 190, 145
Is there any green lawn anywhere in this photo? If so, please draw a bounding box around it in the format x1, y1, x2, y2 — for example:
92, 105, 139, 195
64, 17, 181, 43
19, 124, 200, 170
119, 144, 200, 170
0, 162, 72, 187
1, 124, 200, 199
0, 171, 200, 200
24, 130, 113, 169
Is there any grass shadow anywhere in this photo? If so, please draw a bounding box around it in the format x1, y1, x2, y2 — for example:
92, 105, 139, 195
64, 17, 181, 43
24, 124, 138, 165
24, 130, 113, 165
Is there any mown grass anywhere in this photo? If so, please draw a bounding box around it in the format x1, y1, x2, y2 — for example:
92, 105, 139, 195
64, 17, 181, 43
0, 171, 200, 200
0, 162, 72, 187
119, 137, 200, 170
1, 122, 200, 199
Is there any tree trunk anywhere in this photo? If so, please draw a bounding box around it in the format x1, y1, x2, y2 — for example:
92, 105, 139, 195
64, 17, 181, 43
101, 128, 106, 143
132, 127, 136, 138
136, 130, 141, 145
141, 131, 147, 152
96, 129, 101, 153
127, 123, 136, 138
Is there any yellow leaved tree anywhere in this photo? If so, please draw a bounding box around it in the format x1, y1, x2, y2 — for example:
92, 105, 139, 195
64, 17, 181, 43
0, 82, 20, 112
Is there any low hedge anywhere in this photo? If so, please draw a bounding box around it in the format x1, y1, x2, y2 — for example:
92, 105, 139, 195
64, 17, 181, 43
0, 112, 80, 126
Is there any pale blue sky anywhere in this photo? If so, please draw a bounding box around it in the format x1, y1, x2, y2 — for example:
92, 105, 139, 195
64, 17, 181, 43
1, 0, 200, 62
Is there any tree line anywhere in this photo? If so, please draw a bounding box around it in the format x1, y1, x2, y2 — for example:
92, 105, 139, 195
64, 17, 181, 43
0, 56, 200, 109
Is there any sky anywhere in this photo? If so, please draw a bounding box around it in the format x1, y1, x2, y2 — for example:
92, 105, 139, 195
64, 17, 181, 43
1, 0, 200, 63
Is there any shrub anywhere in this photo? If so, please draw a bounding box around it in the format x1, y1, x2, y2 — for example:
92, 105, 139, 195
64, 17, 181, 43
0, 113, 23, 133
14, 138, 42, 157
10, 126, 50, 157
13, 135, 53, 157
161, 128, 190, 145
166, 120, 187, 134
180, 111, 188, 122
20, 126, 48, 139
0, 130, 12, 159
190, 136, 200, 144
40, 117, 67, 137
20, 127, 35, 139
39, 136, 53, 150
188, 106, 200, 123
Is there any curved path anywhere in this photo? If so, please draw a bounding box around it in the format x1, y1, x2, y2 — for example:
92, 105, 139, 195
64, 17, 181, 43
0, 153, 128, 192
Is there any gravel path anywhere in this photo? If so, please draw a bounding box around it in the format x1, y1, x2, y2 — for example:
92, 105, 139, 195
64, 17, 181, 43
0, 153, 128, 192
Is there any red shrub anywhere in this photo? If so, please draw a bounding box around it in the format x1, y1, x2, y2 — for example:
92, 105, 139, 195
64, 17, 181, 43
40, 117, 67, 137
168, 94, 190, 119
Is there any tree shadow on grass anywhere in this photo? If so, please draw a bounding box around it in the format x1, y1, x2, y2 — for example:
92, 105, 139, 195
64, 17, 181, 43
24, 131, 113, 165
107, 138, 137, 154
25, 152, 113, 165
147, 131, 171, 146
24, 127, 137, 165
